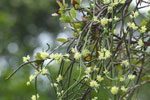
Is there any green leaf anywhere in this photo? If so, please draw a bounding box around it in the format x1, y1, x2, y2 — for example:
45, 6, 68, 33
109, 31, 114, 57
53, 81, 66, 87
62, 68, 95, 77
35, 52, 42, 60
59, 14, 72, 23
56, 0, 63, 9
141, 19, 147, 26
56, 38, 67, 43
74, 22, 85, 29
70, 8, 76, 18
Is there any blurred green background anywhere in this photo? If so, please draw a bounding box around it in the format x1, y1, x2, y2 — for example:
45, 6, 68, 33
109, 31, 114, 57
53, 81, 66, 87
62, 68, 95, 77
0, 0, 61, 99
0, 0, 150, 100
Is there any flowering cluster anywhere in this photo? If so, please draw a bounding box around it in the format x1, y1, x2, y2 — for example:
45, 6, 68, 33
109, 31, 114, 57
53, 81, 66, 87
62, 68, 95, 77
50, 53, 63, 63
130, 11, 139, 19
90, 80, 100, 88
111, 86, 119, 95
26, 67, 48, 86
127, 22, 138, 30
8, 0, 150, 100
98, 48, 111, 60
122, 60, 129, 66
31, 94, 39, 100
23, 55, 30, 63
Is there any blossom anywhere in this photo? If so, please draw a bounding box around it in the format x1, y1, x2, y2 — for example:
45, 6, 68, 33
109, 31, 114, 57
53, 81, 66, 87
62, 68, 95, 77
93, 66, 99, 71
64, 58, 70, 62
56, 74, 63, 83
57, 92, 61, 96
138, 39, 144, 46
130, 11, 139, 19
130, 15, 133, 19
93, 16, 100, 23
26, 81, 30, 86
55, 53, 63, 60
112, 0, 119, 6
108, 6, 113, 12
131, 23, 138, 30
83, 75, 90, 81
51, 83, 58, 87
64, 53, 70, 57
134, 11, 139, 18
41, 68, 47, 75
139, 26, 147, 33
122, 60, 129, 66
23, 55, 30, 63
114, 16, 119, 21
41, 52, 48, 60
92, 97, 98, 100
53, 83, 58, 87
71, 48, 75, 53
97, 75, 104, 82
74, 52, 81, 60
105, 50, 112, 58
64, 53, 70, 62
127, 22, 132, 27
82, 49, 90, 57
50, 53, 63, 63
128, 74, 136, 80
113, 29, 117, 34
120, 77, 125, 82
29, 75, 36, 82
120, 0, 125, 4
108, 18, 112, 22
50, 54, 55, 59
111, 86, 119, 95
121, 86, 128, 92
31, 94, 39, 100
127, 22, 138, 30
90, 80, 100, 88
86, 67, 92, 73
104, 70, 109, 74
98, 48, 112, 60
103, 0, 110, 4
35, 70, 39, 75
101, 18, 108, 26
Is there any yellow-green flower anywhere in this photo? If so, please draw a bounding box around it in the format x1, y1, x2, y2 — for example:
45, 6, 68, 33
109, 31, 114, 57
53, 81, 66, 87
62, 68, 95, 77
82, 49, 90, 57
41, 68, 47, 75
103, 0, 110, 4
120, 77, 125, 82
31, 94, 39, 100
97, 75, 104, 82
56, 74, 63, 83
114, 16, 119, 21
23, 55, 30, 63
122, 60, 129, 66
93, 16, 100, 23
90, 80, 100, 88
121, 86, 128, 92
74, 52, 81, 60
101, 18, 108, 26
128, 74, 136, 80
111, 86, 119, 95
139, 26, 147, 33
120, 0, 125, 4
29, 75, 35, 82
41, 52, 48, 60
138, 39, 144, 46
